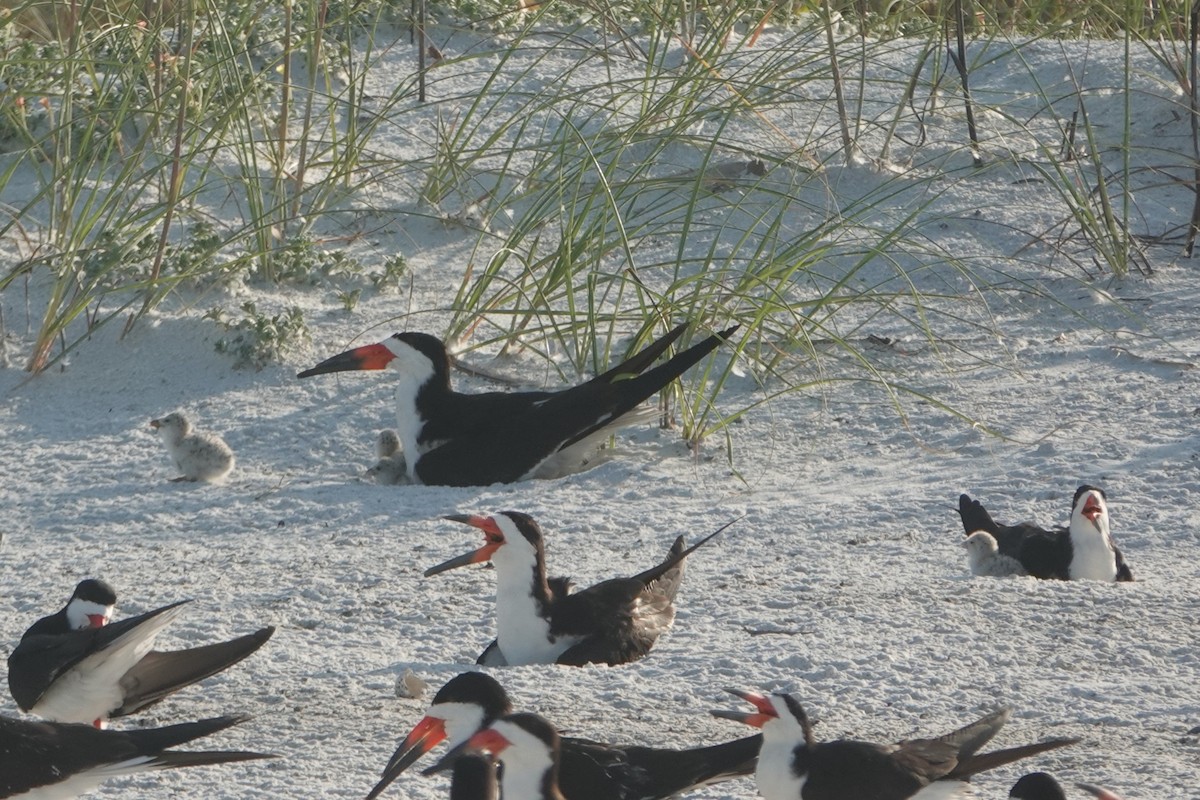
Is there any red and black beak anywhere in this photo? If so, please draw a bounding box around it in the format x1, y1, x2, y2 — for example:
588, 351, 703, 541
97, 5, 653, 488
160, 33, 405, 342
297, 342, 395, 378
710, 688, 779, 729
422, 727, 510, 777
1081, 492, 1104, 524
366, 715, 449, 800
424, 515, 506, 577
86, 614, 108, 628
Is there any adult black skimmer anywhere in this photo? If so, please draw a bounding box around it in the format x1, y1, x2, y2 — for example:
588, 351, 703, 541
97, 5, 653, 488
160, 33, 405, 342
963, 531, 1029, 577
713, 691, 1078, 800
367, 429, 409, 485
8, 580, 274, 726
425, 713, 567, 800
150, 411, 236, 482
297, 322, 738, 486
1010, 773, 1126, 800
365, 671, 760, 800
958, 486, 1134, 582
424, 512, 731, 666
0, 713, 272, 799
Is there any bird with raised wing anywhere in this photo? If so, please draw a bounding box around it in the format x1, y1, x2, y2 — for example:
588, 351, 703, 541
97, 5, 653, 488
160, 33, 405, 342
713, 691, 1078, 800
297, 323, 738, 486
8, 580, 274, 727
424, 512, 730, 666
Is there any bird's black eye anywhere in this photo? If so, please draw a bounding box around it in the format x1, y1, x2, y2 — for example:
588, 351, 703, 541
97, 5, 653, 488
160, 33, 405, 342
488, 533, 504, 545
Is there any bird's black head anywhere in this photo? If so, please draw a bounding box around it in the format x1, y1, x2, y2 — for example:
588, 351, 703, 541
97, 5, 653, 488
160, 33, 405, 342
1010, 772, 1068, 800
71, 578, 117, 607
434, 672, 514, 724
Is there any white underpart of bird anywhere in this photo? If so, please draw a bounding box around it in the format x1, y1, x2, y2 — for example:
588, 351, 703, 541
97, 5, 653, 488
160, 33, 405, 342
34, 605, 185, 724
1067, 490, 1119, 581
909, 782, 975, 799
755, 699, 809, 800
490, 515, 582, 665
150, 412, 235, 482
381, 340, 439, 483
964, 531, 1028, 577
489, 719, 557, 800
21, 756, 161, 800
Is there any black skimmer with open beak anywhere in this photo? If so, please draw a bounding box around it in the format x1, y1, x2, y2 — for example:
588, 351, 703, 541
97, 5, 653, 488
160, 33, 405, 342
149, 411, 236, 483
365, 671, 759, 800
0, 713, 273, 799
425, 512, 732, 666
1010, 772, 1126, 800
424, 713, 567, 800
713, 691, 1079, 800
7, 580, 274, 726
297, 322, 738, 486
958, 486, 1134, 581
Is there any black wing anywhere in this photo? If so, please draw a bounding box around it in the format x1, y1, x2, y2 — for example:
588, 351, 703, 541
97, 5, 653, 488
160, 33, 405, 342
112, 627, 274, 717
7, 601, 188, 711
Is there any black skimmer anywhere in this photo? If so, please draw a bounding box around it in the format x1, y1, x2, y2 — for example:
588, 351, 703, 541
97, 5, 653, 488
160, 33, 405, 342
424, 512, 731, 666
150, 411, 235, 482
958, 486, 1134, 582
424, 713, 567, 800
365, 671, 760, 800
0, 712, 272, 799
713, 691, 1079, 800
367, 429, 409, 485
1010, 773, 1126, 800
963, 531, 1029, 577
297, 322, 738, 486
8, 580, 274, 726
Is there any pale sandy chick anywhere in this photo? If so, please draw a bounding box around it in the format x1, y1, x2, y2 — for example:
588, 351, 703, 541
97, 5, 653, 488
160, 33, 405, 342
367, 428, 408, 485
964, 530, 1028, 577
150, 411, 235, 482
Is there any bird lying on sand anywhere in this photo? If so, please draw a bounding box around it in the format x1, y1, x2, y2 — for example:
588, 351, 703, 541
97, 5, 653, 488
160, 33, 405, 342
298, 323, 738, 486
958, 486, 1133, 582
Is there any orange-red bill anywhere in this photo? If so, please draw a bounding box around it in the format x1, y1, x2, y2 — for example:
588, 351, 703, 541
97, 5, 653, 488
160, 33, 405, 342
297, 342, 395, 378
425, 516, 506, 577
366, 716, 448, 800
710, 688, 778, 729
464, 727, 511, 755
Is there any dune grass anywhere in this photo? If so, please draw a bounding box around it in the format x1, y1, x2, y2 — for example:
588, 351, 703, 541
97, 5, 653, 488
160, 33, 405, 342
0, 0, 1194, 454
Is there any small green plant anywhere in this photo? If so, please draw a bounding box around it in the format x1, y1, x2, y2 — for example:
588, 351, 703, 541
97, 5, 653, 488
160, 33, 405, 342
263, 236, 364, 286
337, 288, 362, 311
370, 254, 409, 292
209, 301, 310, 369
